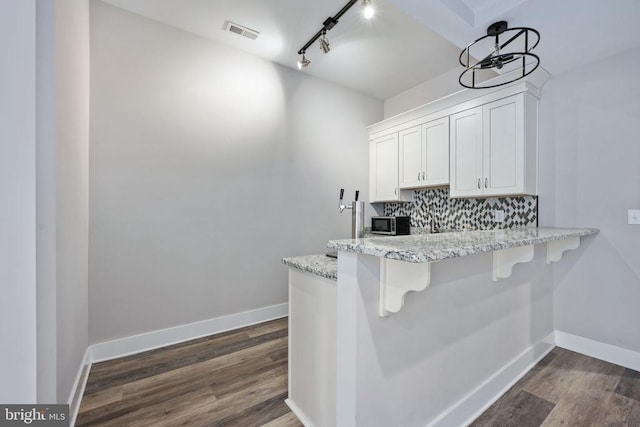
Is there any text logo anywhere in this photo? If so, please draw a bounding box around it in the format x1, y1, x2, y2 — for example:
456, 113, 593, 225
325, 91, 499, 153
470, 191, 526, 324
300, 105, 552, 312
0, 405, 68, 426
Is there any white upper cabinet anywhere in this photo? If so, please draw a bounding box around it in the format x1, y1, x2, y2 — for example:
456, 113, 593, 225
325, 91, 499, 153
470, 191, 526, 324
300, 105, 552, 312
370, 133, 411, 202
450, 107, 483, 197
368, 76, 546, 202
398, 126, 423, 188
423, 117, 450, 186
399, 117, 449, 189
450, 93, 537, 198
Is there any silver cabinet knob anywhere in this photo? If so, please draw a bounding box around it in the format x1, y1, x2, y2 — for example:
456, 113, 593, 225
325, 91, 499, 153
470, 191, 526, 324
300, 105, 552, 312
484, 178, 488, 188
417, 172, 421, 181
394, 187, 397, 195
477, 179, 481, 189
422, 171, 425, 180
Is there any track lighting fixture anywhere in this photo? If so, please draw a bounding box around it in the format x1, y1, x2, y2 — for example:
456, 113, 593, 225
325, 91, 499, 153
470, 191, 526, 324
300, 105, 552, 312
297, 52, 310, 70
296, 0, 374, 69
319, 32, 331, 54
459, 21, 540, 89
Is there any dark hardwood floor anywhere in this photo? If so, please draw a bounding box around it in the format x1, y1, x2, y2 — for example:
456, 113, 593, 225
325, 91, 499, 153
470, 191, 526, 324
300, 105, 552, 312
472, 347, 640, 426
76, 317, 302, 427
77, 319, 640, 427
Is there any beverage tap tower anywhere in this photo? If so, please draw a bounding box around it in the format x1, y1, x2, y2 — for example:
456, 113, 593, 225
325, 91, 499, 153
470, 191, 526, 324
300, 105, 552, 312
339, 188, 365, 239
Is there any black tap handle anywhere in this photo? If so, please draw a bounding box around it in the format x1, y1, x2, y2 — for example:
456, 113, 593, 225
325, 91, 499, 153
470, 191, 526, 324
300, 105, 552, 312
339, 188, 344, 201
355, 190, 359, 201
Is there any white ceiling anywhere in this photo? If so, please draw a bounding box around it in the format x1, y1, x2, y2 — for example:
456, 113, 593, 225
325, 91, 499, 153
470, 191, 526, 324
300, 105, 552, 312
391, 0, 640, 76
100, 0, 640, 100
99, 0, 462, 100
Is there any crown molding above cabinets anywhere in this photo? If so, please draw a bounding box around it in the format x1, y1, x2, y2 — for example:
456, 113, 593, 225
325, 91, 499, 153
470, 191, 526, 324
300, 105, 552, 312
368, 69, 549, 203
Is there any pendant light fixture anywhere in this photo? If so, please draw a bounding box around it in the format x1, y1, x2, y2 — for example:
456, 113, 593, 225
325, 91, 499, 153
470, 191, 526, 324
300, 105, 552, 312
296, 0, 374, 70
459, 21, 540, 89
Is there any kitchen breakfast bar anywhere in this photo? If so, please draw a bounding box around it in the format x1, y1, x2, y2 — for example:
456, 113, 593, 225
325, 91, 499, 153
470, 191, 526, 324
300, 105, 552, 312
283, 227, 598, 427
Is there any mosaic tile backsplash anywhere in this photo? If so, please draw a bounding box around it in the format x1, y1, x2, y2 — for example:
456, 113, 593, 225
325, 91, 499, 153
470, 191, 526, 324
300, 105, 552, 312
384, 188, 538, 231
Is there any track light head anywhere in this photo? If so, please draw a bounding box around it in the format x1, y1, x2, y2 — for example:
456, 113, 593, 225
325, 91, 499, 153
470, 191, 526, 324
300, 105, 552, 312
297, 52, 311, 70
319, 34, 330, 54
362, 0, 375, 19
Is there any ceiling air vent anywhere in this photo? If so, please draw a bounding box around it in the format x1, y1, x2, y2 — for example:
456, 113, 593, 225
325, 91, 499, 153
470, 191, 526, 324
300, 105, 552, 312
223, 21, 260, 41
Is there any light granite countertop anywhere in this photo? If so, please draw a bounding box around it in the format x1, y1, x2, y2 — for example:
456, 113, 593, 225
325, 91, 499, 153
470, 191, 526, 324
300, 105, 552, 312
327, 227, 599, 263
282, 254, 337, 281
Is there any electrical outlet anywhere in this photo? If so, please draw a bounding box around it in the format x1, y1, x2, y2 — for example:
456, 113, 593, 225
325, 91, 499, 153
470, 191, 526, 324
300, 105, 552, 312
629, 209, 640, 225
494, 210, 505, 223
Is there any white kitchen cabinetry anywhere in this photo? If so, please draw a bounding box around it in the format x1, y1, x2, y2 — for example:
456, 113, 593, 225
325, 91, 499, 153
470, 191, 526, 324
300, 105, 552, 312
368, 75, 548, 202
449, 107, 483, 197
450, 93, 537, 198
398, 126, 422, 189
399, 117, 449, 189
370, 134, 411, 202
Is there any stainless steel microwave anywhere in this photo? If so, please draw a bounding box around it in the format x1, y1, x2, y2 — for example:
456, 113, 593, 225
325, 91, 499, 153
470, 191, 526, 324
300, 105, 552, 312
371, 216, 410, 235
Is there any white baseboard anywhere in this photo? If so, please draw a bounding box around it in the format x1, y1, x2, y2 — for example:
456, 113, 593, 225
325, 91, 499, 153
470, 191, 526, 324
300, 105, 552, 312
554, 330, 640, 372
429, 333, 555, 427
429, 331, 640, 427
66, 303, 287, 426
68, 347, 91, 427
285, 398, 314, 427
90, 303, 288, 363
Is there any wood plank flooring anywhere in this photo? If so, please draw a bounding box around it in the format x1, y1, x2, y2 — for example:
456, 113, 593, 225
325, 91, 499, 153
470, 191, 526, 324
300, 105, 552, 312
472, 347, 640, 427
78, 319, 640, 427
76, 318, 302, 427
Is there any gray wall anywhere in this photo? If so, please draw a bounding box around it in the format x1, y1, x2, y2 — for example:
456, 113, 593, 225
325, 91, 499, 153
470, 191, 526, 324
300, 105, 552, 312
54, 0, 90, 402
0, 0, 38, 403
2, 0, 89, 405
36, 0, 57, 403
383, 67, 495, 118
538, 47, 640, 352
384, 68, 463, 118
36, 0, 91, 404
89, 2, 383, 343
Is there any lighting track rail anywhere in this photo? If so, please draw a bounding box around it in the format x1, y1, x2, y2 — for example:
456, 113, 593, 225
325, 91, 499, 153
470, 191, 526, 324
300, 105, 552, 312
296, 0, 374, 69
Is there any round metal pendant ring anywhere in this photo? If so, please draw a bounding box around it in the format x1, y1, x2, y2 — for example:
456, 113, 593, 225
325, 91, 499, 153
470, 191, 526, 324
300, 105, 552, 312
458, 52, 540, 89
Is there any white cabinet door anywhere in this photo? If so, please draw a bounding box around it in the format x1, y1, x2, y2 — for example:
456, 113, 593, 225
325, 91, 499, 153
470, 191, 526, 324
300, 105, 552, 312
450, 107, 483, 198
399, 126, 423, 189
423, 117, 449, 186
399, 117, 449, 190
450, 94, 536, 198
370, 134, 400, 202
483, 95, 524, 195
